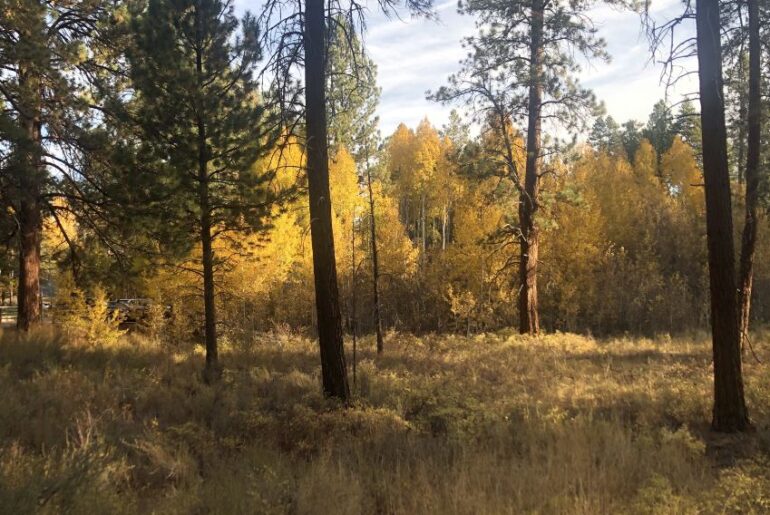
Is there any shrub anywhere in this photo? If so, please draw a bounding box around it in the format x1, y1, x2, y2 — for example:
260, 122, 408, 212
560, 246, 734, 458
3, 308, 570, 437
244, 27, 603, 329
53, 274, 124, 347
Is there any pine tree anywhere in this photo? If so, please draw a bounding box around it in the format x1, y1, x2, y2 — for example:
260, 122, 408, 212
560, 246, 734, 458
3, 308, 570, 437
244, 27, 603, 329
0, 0, 120, 330
738, 0, 762, 349
620, 119, 644, 162
589, 115, 623, 154
589, 117, 609, 150
432, 0, 606, 334
724, 51, 749, 183
694, 0, 751, 431
673, 99, 702, 165
257, 0, 432, 399
643, 100, 676, 169
327, 19, 380, 161
644, 0, 754, 431
128, 0, 275, 381
303, 0, 351, 399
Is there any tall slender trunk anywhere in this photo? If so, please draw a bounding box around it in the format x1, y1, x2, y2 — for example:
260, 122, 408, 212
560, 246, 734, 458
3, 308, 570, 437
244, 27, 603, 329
195, 28, 219, 383
441, 204, 448, 251
365, 162, 384, 354
420, 193, 426, 253
304, 0, 350, 401
351, 218, 357, 387
519, 0, 543, 335
16, 64, 43, 331
736, 77, 746, 184
401, 197, 409, 240
199, 155, 219, 382
738, 0, 761, 348
696, 0, 750, 432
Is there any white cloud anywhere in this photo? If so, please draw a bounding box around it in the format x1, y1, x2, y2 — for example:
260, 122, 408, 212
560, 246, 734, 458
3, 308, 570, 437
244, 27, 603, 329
239, 0, 700, 136
365, 0, 699, 135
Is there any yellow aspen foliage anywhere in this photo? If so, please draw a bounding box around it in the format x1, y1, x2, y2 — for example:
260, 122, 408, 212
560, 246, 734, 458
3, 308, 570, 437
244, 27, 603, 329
387, 123, 417, 200
633, 139, 659, 180
370, 183, 418, 280
433, 176, 513, 331
122, 118, 727, 336
536, 144, 709, 333
329, 146, 364, 280
413, 118, 441, 195
540, 163, 604, 330
661, 136, 705, 215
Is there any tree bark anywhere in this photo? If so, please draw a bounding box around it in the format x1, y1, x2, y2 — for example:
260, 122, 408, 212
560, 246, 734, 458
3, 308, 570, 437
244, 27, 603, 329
696, 0, 750, 432
519, 0, 543, 335
16, 65, 43, 332
441, 204, 448, 251
351, 217, 357, 386
738, 0, 761, 350
195, 27, 220, 383
199, 165, 219, 383
365, 163, 384, 354
736, 76, 746, 184
304, 0, 350, 401
421, 193, 426, 253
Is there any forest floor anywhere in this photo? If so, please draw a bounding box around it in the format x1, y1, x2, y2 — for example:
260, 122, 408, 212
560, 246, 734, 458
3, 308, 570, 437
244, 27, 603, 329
1, 328, 770, 514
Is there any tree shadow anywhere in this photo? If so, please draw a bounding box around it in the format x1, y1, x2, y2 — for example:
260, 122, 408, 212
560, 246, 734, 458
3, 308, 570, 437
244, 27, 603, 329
564, 348, 709, 366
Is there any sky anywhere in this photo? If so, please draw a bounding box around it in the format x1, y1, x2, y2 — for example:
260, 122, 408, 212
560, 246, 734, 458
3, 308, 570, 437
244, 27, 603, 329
243, 0, 699, 137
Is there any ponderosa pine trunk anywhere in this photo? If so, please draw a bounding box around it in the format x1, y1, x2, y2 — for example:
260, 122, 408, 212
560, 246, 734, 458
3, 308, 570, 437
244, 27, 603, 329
16, 65, 43, 331
365, 163, 384, 354
518, 0, 543, 335
696, 0, 750, 431
738, 0, 761, 348
304, 0, 350, 401
196, 34, 220, 383
198, 141, 219, 382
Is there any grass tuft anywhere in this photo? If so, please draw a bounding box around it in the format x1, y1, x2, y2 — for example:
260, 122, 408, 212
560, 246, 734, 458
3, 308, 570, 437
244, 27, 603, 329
1, 328, 769, 513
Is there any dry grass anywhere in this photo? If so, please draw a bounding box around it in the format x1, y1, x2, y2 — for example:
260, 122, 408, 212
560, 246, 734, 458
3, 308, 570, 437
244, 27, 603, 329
1, 327, 770, 514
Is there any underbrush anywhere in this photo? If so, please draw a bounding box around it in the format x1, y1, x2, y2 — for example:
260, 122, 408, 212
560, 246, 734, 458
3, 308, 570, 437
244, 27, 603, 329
1, 328, 769, 514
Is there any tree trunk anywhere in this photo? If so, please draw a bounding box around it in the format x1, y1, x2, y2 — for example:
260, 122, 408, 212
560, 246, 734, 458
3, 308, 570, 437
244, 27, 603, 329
518, 0, 543, 335
696, 0, 751, 432
441, 204, 448, 251
399, 191, 409, 240
196, 31, 220, 383
199, 175, 219, 383
421, 193, 426, 253
738, 0, 761, 349
304, 0, 350, 402
736, 77, 746, 184
16, 65, 43, 332
365, 163, 384, 354
351, 217, 357, 387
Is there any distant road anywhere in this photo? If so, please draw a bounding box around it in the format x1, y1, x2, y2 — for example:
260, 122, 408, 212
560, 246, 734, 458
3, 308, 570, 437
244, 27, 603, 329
0, 306, 54, 327
0, 306, 17, 327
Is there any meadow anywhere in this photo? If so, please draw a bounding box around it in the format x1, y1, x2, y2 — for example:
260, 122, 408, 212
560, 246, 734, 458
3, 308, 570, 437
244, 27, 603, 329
2, 328, 770, 514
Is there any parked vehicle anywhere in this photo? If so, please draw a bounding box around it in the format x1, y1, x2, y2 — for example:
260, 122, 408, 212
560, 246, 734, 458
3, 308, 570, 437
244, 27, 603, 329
108, 298, 153, 323
107, 298, 172, 325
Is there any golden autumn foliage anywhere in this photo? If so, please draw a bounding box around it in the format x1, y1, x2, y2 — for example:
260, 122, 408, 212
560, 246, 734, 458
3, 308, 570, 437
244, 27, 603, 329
42, 118, 770, 340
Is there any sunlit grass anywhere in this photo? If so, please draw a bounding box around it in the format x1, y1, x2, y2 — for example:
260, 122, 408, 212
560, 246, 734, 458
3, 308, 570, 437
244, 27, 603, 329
1, 327, 769, 513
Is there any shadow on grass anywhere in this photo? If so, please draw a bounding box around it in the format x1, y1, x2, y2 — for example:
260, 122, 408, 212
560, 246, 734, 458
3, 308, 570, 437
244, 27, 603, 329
0, 329, 174, 380
565, 348, 709, 366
